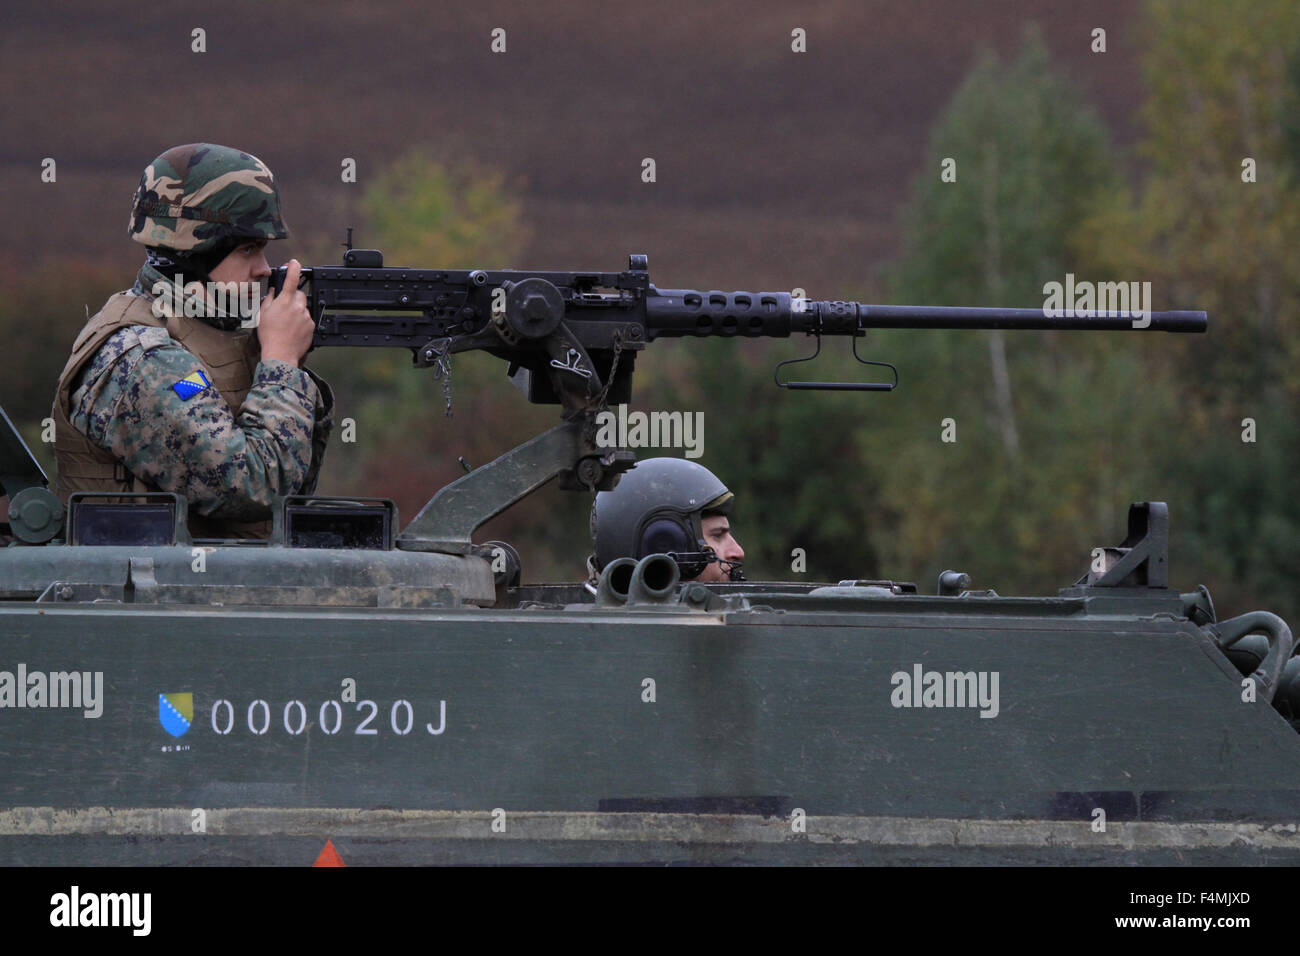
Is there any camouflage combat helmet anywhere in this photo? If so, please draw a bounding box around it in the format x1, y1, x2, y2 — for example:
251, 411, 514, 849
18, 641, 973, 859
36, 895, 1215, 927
129, 144, 288, 254
592, 457, 734, 575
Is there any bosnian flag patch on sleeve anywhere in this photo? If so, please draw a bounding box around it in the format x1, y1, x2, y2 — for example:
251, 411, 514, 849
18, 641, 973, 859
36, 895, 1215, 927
171, 370, 212, 400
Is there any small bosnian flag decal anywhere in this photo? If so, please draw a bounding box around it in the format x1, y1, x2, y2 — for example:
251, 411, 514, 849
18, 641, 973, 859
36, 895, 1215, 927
171, 370, 211, 400
159, 692, 193, 737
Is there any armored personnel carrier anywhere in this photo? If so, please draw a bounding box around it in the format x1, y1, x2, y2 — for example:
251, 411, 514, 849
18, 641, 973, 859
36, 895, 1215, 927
2, 252, 1295, 865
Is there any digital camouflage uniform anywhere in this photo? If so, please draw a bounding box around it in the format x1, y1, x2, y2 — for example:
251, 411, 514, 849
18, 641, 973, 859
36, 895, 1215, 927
52, 144, 332, 538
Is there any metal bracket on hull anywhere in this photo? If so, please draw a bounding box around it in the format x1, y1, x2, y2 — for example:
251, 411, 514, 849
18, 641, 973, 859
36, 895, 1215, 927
1065, 501, 1169, 592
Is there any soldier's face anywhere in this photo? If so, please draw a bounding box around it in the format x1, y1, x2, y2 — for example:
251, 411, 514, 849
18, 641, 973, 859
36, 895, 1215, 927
208, 240, 272, 285
695, 515, 744, 582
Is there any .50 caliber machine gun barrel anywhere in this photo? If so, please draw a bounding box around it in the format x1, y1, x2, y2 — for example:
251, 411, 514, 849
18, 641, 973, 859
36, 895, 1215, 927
642, 289, 1207, 337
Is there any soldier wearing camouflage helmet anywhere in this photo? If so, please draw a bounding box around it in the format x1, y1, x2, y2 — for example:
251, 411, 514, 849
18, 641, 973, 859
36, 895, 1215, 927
586, 457, 745, 591
51, 143, 331, 538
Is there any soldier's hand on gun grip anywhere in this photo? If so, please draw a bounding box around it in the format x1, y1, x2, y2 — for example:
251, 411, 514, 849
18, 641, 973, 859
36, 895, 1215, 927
257, 259, 314, 367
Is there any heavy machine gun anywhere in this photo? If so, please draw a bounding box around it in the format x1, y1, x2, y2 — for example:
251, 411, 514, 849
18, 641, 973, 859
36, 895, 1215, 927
272, 246, 1205, 402
270, 246, 1205, 552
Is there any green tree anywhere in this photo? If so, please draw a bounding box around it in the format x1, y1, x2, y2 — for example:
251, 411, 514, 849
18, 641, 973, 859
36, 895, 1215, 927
1075, 0, 1300, 620
873, 25, 1176, 595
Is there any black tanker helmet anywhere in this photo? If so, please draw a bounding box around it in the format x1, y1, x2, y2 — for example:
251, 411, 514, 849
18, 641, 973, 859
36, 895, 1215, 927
590, 457, 742, 581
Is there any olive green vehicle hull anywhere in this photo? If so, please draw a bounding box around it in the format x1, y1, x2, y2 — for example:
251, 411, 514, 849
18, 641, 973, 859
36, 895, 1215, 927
1, 563, 1298, 865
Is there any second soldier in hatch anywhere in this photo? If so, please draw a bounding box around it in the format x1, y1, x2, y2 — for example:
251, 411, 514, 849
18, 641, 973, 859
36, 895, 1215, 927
51, 143, 331, 538
586, 457, 745, 593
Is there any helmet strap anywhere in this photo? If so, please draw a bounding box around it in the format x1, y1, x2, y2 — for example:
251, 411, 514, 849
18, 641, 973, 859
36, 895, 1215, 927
136, 242, 250, 331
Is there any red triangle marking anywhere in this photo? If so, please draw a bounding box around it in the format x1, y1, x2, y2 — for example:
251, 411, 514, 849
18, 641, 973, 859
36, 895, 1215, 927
313, 838, 346, 867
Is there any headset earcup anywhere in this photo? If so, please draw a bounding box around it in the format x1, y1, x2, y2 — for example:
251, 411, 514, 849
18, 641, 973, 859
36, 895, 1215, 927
639, 517, 708, 579
639, 517, 692, 558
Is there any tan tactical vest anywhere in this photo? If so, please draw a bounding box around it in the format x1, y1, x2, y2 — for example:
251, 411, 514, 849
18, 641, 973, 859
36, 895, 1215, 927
52, 292, 272, 539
